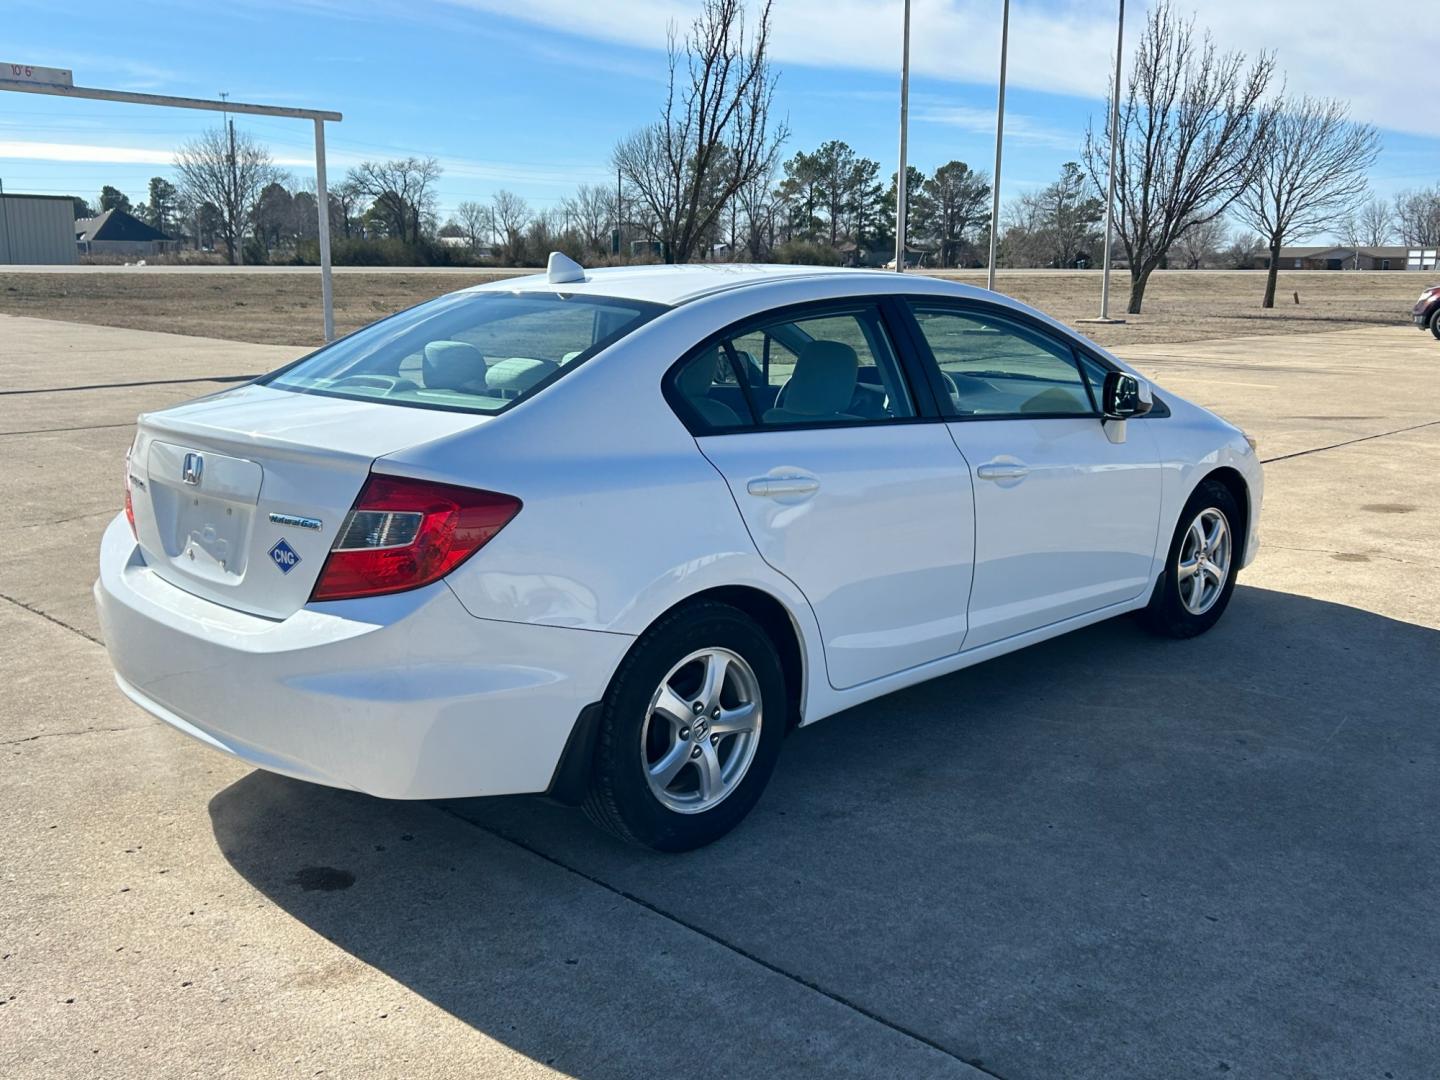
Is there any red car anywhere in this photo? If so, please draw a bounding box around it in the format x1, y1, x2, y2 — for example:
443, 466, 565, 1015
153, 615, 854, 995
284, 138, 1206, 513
1415, 284, 1440, 340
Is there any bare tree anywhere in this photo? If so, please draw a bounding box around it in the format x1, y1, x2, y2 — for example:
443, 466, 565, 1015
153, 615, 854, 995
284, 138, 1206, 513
1083, 1, 1275, 313
562, 184, 613, 254
614, 0, 786, 263
456, 200, 489, 251
346, 157, 442, 244
526, 209, 560, 259
173, 124, 281, 264
1220, 228, 1266, 269
1173, 215, 1228, 269
492, 189, 530, 265
1357, 197, 1392, 247
327, 178, 363, 239
1237, 96, 1379, 306
1393, 185, 1440, 246
735, 166, 781, 259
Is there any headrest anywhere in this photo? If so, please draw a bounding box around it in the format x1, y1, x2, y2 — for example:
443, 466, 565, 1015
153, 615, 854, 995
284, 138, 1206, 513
785, 340, 859, 415
486, 356, 557, 397
677, 347, 724, 398
422, 341, 487, 390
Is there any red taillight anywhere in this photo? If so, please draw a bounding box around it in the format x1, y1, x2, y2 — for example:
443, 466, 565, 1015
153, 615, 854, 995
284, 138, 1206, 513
123, 449, 138, 539
310, 474, 521, 602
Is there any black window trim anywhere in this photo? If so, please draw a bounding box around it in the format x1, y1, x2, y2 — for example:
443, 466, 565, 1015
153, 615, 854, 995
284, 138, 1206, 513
663, 294, 945, 437
891, 295, 1170, 422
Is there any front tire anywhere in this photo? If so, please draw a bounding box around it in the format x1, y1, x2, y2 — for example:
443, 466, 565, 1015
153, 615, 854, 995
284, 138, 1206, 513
1141, 479, 1241, 639
583, 601, 787, 851
1430, 309, 1440, 341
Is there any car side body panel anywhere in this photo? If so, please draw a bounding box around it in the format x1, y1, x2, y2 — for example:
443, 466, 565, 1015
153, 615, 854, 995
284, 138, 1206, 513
97, 266, 1264, 799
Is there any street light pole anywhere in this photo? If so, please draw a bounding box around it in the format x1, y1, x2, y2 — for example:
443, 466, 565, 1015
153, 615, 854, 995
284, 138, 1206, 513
986, 0, 1010, 291
1097, 0, 1126, 322
895, 0, 911, 273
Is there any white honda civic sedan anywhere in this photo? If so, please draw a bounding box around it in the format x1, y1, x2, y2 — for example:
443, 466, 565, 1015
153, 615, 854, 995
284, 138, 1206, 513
96, 258, 1262, 850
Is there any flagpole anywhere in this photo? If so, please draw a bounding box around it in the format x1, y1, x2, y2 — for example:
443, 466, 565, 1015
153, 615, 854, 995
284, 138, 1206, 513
895, 0, 911, 273
985, 0, 1010, 291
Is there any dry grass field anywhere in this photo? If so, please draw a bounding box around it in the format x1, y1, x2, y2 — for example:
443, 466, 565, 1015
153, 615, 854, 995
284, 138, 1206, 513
0, 268, 1431, 349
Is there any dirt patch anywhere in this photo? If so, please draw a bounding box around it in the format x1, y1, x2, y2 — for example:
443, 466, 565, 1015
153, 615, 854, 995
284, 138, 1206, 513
0, 268, 1430, 349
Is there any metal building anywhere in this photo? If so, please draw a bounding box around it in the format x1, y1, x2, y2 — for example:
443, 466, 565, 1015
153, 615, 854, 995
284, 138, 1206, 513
0, 193, 78, 264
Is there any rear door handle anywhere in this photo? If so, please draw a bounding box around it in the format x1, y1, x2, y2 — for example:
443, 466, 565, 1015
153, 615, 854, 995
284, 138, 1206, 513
746, 475, 820, 498
976, 462, 1029, 482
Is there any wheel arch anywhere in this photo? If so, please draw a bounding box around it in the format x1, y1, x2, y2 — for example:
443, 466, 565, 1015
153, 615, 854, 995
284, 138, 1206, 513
1196, 466, 1251, 554
544, 584, 810, 806
656, 585, 808, 733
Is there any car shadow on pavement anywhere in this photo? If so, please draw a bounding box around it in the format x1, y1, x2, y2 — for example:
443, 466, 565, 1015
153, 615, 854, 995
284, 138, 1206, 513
210, 585, 1440, 1080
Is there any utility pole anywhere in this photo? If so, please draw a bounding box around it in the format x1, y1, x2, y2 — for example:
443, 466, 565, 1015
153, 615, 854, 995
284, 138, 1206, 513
615, 163, 623, 257
986, 0, 1010, 291
895, 0, 911, 273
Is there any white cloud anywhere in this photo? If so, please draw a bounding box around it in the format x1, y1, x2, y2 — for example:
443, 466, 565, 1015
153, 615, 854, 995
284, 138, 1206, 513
0, 138, 610, 189
439, 0, 1440, 139
0, 140, 182, 165
912, 101, 1075, 149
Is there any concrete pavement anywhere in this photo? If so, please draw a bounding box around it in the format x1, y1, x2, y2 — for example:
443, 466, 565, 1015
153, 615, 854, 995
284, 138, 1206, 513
1, 312, 1436, 1078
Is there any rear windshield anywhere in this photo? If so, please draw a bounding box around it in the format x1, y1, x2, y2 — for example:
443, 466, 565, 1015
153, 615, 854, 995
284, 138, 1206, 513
261, 291, 665, 414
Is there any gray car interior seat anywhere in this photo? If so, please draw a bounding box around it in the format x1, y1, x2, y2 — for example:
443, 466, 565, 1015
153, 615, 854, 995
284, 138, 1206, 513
422, 341, 489, 392
763, 340, 861, 424
676, 349, 744, 427
486, 356, 559, 398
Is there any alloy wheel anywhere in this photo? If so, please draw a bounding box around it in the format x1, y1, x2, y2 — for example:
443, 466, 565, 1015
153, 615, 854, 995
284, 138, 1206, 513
1177, 507, 1232, 615
640, 647, 763, 815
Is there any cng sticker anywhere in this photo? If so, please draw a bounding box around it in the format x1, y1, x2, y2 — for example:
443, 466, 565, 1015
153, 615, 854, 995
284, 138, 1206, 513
268, 537, 302, 574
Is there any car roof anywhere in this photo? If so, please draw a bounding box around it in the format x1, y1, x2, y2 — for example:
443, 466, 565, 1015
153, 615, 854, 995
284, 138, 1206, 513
462, 263, 996, 308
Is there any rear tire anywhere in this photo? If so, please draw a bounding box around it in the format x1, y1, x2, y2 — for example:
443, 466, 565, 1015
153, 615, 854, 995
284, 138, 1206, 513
583, 601, 786, 851
1141, 479, 1242, 639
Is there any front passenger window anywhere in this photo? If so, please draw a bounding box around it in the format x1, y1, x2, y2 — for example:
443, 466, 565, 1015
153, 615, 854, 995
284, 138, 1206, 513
909, 306, 1094, 417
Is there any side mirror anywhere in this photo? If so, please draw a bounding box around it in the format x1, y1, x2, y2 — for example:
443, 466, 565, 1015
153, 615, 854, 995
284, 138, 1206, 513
1102, 371, 1152, 420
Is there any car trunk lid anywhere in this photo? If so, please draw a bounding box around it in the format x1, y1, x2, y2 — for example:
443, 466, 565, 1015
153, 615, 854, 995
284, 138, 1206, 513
127, 384, 487, 619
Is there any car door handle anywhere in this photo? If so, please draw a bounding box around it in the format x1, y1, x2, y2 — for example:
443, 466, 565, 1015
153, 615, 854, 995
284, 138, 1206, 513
747, 475, 820, 498
976, 462, 1029, 482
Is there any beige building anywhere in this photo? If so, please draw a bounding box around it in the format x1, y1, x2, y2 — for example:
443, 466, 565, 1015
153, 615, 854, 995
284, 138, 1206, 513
1260, 246, 1412, 271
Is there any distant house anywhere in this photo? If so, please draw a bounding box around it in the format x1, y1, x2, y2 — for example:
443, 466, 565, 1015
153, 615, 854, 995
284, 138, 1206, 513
1259, 246, 1412, 271
76, 209, 177, 257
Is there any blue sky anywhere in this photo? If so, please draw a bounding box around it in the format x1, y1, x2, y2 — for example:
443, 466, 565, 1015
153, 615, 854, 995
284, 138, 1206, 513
3, 0, 1436, 235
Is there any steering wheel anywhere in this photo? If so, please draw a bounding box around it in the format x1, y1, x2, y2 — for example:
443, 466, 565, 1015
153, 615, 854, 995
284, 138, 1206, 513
935, 370, 967, 412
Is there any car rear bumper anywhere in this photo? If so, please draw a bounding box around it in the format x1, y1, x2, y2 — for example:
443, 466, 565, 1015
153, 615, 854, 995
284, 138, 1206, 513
94, 513, 632, 799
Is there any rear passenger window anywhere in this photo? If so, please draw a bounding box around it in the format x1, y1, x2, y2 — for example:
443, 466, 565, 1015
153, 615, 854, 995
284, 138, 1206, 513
671, 305, 915, 434
908, 305, 1094, 417
754, 311, 913, 425
670, 306, 916, 433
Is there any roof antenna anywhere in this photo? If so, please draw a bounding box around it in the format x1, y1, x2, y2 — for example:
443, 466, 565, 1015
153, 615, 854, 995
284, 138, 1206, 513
547, 251, 586, 284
